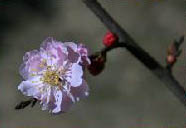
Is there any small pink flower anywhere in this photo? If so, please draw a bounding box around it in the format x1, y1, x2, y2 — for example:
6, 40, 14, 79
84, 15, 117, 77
18, 37, 90, 114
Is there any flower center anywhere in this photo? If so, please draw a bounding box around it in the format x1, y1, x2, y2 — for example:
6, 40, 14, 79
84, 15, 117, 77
42, 68, 61, 86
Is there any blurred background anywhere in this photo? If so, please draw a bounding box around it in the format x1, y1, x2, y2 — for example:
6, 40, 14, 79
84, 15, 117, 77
0, 0, 185, 128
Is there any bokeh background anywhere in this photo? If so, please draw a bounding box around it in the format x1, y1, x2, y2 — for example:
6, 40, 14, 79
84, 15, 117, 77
0, 0, 185, 128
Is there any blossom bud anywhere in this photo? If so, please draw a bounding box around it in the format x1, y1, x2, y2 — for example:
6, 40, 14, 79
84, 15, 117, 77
103, 31, 118, 47
88, 54, 106, 76
166, 55, 176, 65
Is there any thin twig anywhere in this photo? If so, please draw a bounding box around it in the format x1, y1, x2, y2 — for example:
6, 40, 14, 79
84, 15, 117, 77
166, 36, 184, 71
101, 42, 126, 54
83, 0, 186, 107
174, 36, 184, 57
89, 41, 126, 58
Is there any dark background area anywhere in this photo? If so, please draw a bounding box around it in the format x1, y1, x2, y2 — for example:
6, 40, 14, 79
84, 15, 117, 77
0, 0, 185, 128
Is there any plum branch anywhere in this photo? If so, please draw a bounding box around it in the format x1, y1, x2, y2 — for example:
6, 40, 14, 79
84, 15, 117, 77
83, 0, 186, 107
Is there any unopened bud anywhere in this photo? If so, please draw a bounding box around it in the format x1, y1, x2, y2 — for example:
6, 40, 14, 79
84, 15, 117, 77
103, 31, 118, 47
166, 55, 176, 65
88, 54, 106, 76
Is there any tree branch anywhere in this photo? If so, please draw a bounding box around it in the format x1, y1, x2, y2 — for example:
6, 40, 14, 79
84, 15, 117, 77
83, 0, 186, 107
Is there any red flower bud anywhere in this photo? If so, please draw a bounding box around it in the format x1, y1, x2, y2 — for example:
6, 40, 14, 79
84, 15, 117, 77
103, 31, 118, 47
166, 55, 176, 65
88, 54, 106, 76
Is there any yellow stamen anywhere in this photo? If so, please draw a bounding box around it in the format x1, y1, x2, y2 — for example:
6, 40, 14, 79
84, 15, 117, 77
31, 68, 38, 72
42, 67, 61, 86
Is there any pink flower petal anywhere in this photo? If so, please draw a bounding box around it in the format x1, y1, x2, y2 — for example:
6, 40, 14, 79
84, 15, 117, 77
40, 37, 68, 66
78, 44, 91, 66
19, 50, 44, 80
67, 63, 83, 87
61, 91, 74, 113
18, 76, 43, 99
70, 80, 89, 102
51, 90, 74, 114
67, 46, 80, 63
64, 42, 78, 51
51, 89, 63, 113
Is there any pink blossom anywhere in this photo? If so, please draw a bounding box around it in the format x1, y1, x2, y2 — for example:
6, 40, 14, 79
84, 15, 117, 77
18, 37, 90, 114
